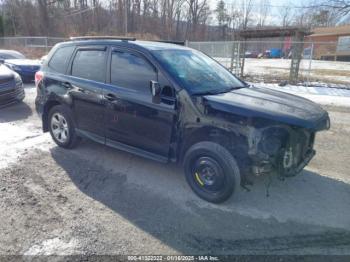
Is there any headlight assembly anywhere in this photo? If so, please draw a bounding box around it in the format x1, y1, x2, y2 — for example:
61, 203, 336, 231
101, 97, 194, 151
260, 135, 282, 155
14, 73, 23, 86
259, 128, 288, 156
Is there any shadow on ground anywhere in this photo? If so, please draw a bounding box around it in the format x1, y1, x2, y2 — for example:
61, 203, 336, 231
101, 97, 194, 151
49, 142, 350, 254
0, 101, 32, 123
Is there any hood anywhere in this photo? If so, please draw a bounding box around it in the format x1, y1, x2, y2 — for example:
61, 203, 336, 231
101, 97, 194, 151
5, 59, 41, 66
0, 64, 16, 79
203, 86, 330, 131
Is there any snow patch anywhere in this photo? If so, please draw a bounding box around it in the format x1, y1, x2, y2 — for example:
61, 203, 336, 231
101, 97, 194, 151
24, 238, 78, 255
254, 83, 350, 107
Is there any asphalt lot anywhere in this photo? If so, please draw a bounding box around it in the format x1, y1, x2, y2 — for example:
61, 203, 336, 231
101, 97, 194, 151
0, 84, 350, 255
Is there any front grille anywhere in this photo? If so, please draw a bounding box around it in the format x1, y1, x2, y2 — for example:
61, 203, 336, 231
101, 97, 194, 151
0, 84, 22, 105
0, 78, 15, 89
0, 76, 14, 84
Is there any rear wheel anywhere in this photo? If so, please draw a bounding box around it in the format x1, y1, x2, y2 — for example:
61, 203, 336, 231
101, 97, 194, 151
183, 141, 241, 203
48, 105, 80, 148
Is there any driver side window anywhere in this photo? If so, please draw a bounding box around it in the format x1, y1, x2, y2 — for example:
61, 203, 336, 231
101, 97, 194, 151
111, 50, 156, 94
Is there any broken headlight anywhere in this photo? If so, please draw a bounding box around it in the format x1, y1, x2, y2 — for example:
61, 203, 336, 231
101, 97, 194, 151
260, 136, 282, 155
259, 128, 288, 156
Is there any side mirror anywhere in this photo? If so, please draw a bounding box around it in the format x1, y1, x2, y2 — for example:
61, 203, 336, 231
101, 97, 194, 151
150, 80, 161, 97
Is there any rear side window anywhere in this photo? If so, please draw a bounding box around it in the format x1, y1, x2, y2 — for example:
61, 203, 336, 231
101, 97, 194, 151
72, 50, 106, 82
48, 46, 75, 74
111, 51, 156, 93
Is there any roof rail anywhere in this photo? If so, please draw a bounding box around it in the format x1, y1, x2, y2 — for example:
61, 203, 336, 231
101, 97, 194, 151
155, 40, 185, 46
70, 36, 136, 41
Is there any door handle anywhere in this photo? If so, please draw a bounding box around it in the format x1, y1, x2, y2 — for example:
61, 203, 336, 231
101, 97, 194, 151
104, 93, 118, 101
62, 82, 72, 89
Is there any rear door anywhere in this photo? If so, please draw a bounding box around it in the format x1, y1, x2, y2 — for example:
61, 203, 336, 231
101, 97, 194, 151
65, 46, 108, 142
103, 47, 176, 158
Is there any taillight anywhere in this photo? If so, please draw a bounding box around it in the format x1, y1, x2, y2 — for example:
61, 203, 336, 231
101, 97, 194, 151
35, 71, 44, 87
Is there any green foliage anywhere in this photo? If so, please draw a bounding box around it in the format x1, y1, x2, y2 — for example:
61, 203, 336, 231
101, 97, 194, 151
215, 0, 228, 26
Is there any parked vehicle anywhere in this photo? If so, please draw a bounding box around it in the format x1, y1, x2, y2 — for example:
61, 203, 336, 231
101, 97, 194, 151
0, 64, 24, 108
244, 51, 258, 58
269, 48, 283, 58
4, 59, 41, 83
0, 49, 26, 63
35, 37, 330, 203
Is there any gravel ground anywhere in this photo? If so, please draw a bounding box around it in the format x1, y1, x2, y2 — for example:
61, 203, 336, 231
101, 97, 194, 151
0, 84, 350, 256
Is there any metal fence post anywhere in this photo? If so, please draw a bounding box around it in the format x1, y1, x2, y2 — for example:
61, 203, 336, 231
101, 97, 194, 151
45, 37, 49, 53
307, 43, 314, 84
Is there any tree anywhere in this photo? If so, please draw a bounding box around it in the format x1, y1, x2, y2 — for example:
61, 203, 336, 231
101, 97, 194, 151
307, 0, 350, 24
310, 9, 337, 27
279, 2, 293, 27
315, 0, 350, 16
257, 0, 270, 27
215, 0, 228, 26
186, 0, 210, 40
240, 0, 254, 29
215, 0, 228, 38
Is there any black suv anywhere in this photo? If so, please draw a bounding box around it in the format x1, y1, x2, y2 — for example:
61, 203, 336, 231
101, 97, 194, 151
35, 37, 330, 203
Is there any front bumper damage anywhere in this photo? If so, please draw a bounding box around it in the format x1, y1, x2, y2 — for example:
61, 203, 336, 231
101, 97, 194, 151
248, 124, 323, 178
252, 149, 315, 177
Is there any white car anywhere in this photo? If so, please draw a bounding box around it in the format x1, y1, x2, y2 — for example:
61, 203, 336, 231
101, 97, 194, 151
0, 50, 26, 63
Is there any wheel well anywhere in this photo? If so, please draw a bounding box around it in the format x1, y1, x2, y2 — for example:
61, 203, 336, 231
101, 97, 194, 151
179, 127, 249, 163
42, 100, 61, 132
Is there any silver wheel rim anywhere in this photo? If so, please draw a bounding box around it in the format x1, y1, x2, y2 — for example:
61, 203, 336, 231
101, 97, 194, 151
51, 112, 69, 143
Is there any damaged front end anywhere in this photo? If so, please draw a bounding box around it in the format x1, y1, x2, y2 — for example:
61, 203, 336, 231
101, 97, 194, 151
196, 86, 331, 179
249, 125, 318, 178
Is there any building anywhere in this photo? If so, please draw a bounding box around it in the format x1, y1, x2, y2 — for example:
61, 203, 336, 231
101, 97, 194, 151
305, 25, 350, 61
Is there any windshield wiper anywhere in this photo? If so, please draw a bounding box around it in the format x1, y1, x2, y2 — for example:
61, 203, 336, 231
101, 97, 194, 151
192, 89, 226, 96
192, 85, 246, 96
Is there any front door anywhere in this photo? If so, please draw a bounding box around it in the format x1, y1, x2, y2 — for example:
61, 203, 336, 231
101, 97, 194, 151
103, 48, 176, 157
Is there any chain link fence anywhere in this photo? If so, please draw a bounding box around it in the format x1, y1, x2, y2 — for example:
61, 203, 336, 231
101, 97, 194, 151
0, 37, 67, 58
187, 40, 350, 87
0, 37, 348, 87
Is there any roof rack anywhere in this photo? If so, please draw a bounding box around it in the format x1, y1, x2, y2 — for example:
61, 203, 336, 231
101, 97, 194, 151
155, 40, 185, 46
70, 36, 136, 41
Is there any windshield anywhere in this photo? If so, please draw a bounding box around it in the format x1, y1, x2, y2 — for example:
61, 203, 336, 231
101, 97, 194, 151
153, 49, 246, 95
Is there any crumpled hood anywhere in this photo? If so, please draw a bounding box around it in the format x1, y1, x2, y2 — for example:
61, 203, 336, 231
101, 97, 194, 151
203, 86, 330, 130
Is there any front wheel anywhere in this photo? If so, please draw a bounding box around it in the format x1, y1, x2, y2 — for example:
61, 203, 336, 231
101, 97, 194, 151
183, 141, 241, 203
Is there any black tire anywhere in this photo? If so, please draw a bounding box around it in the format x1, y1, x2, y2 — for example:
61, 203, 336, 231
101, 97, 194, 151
48, 105, 80, 149
183, 141, 241, 203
